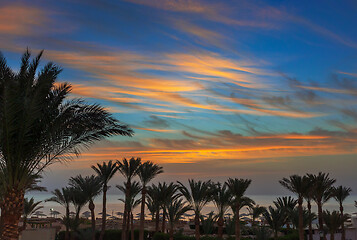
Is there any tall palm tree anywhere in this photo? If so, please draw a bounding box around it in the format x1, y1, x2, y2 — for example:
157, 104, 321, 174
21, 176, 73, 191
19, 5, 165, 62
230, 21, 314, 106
69, 175, 102, 240
0, 50, 133, 239
117, 157, 142, 240
92, 160, 119, 240
147, 184, 162, 232
303, 175, 315, 240
138, 161, 163, 240
226, 178, 252, 240
22, 198, 43, 231
178, 179, 212, 240
273, 196, 297, 229
263, 206, 285, 240
308, 172, 336, 240
47, 187, 73, 240
166, 199, 192, 240
323, 210, 348, 240
249, 205, 266, 226
279, 175, 309, 240
159, 182, 180, 233
117, 181, 142, 240
211, 182, 232, 239
332, 185, 351, 240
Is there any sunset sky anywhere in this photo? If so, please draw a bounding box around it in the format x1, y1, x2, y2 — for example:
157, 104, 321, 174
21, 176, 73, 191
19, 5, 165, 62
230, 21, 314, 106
1, 0, 357, 195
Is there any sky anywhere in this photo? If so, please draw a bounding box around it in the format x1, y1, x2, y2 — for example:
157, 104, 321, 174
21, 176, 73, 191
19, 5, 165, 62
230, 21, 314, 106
0, 0, 357, 196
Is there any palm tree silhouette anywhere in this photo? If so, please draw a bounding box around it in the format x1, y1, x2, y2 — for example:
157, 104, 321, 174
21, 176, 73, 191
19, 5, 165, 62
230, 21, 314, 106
0, 50, 133, 239
117, 181, 142, 240
279, 175, 310, 240
263, 206, 285, 240
138, 161, 163, 240
308, 172, 336, 240
92, 160, 119, 240
273, 196, 297, 229
117, 157, 142, 240
22, 198, 43, 231
211, 182, 232, 239
166, 199, 192, 240
249, 205, 266, 226
332, 185, 351, 240
69, 175, 102, 240
323, 210, 348, 240
47, 187, 73, 240
147, 184, 162, 233
303, 175, 315, 240
159, 182, 180, 233
178, 179, 212, 240
226, 178, 252, 240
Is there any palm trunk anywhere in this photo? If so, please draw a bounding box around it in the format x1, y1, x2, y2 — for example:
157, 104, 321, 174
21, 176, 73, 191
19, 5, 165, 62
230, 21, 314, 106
169, 224, 174, 240
330, 232, 334, 240
217, 216, 224, 239
123, 208, 128, 239
195, 213, 200, 240
0, 188, 25, 240
155, 210, 160, 232
131, 213, 134, 240
298, 197, 304, 240
139, 187, 146, 240
122, 182, 131, 240
127, 209, 131, 240
100, 184, 108, 240
340, 204, 345, 240
89, 200, 96, 240
307, 200, 313, 240
317, 201, 324, 240
65, 205, 70, 240
162, 210, 166, 233
274, 230, 278, 240
235, 203, 241, 240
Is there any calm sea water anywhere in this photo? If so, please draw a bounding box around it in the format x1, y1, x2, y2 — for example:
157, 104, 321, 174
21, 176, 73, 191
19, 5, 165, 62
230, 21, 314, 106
26, 193, 357, 218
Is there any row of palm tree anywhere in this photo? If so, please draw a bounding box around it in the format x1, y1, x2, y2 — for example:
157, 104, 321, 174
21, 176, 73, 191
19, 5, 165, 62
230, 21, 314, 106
280, 172, 351, 240
48, 158, 163, 240
32, 170, 353, 240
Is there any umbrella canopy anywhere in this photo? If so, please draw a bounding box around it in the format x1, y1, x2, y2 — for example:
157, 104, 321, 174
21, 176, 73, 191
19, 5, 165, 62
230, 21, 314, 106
99, 212, 111, 217
82, 211, 91, 218
116, 212, 124, 216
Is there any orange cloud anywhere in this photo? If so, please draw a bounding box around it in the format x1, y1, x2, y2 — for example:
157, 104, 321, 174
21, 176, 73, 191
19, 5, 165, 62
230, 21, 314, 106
0, 5, 47, 36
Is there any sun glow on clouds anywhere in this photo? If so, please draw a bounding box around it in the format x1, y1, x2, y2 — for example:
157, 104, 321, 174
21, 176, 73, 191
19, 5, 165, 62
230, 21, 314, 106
1, 1, 357, 184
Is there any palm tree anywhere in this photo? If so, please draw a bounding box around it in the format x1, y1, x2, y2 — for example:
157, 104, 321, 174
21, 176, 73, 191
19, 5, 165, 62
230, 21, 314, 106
279, 175, 309, 240
273, 196, 297, 229
92, 160, 119, 240
69, 175, 102, 240
47, 187, 73, 240
303, 175, 315, 240
166, 199, 192, 240
0, 50, 133, 239
117, 157, 142, 240
118, 181, 142, 240
332, 185, 351, 240
138, 161, 163, 240
308, 172, 336, 240
159, 182, 180, 233
323, 210, 348, 240
70, 187, 88, 235
226, 178, 252, 240
263, 206, 285, 240
178, 179, 212, 240
211, 182, 232, 239
249, 205, 266, 226
289, 207, 316, 230
22, 198, 43, 231
147, 184, 162, 232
